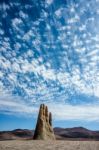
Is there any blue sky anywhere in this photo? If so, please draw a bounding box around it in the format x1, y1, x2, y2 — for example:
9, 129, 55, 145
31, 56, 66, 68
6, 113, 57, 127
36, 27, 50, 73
0, 0, 99, 131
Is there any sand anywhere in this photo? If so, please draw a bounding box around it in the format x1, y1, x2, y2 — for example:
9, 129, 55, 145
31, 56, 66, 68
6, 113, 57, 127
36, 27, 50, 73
0, 140, 99, 150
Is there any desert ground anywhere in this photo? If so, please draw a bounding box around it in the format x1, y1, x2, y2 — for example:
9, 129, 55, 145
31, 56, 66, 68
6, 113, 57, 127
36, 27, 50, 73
0, 140, 99, 150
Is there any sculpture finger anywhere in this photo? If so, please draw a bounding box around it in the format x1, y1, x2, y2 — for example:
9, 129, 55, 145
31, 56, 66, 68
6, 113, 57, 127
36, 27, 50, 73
49, 112, 52, 126
45, 106, 49, 122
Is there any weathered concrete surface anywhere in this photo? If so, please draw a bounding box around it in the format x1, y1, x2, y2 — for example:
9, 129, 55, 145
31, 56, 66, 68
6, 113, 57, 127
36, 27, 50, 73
33, 104, 55, 140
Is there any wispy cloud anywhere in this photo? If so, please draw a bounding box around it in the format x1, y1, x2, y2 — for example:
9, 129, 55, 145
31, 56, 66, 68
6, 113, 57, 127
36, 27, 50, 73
0, 94, 38, 116
0, 93, 99, 122
49, 103, 99, 121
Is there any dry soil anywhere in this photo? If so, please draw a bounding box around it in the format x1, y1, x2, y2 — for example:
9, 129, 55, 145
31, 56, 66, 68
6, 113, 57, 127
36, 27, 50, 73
0, 140, 99, 150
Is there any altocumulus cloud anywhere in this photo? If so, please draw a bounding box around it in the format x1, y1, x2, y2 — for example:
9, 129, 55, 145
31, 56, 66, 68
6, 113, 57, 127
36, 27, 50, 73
0, 0, 99, 121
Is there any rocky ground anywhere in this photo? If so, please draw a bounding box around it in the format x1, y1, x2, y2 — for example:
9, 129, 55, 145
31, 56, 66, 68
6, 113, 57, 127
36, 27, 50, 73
0, 140, 99, 150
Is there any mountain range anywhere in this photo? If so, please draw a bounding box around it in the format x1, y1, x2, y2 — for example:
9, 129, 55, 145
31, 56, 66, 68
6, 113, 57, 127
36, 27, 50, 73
0, 127, 99, 141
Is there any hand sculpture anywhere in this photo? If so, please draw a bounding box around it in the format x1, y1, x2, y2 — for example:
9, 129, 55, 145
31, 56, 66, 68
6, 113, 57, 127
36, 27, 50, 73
33, 104, 55, 140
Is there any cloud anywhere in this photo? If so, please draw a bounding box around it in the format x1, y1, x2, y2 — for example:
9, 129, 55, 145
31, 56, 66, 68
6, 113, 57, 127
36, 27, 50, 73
0, 0, 99, 121
49, 103, 99, 121
0, 94, 38, 116
55, 8, 62, 18
0, 29, 4, 35
46, 0, 53, 5
0, 93, 99, 122
19, 11, 28, 19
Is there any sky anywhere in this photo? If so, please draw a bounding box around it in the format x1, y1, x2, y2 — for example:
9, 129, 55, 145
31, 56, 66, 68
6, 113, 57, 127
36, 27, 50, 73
0, 0, 99, 131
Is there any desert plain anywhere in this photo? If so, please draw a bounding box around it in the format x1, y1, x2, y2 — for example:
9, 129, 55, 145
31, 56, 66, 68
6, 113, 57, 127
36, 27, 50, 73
0, 140, 99, 150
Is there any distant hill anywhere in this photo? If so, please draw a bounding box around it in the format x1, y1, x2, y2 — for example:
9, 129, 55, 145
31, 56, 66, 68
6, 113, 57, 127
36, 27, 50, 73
54, 127, 99, 140
0, 127, 99, 141
0, 129, 34, 141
